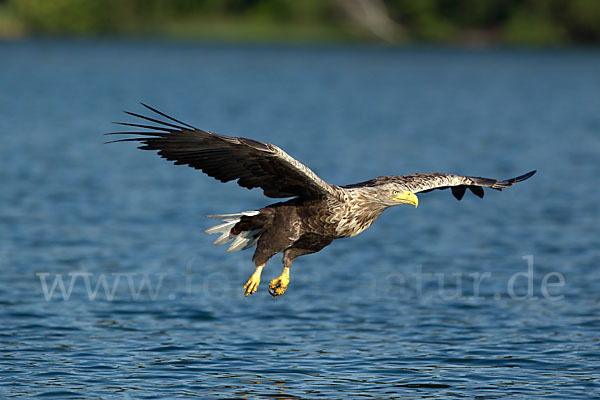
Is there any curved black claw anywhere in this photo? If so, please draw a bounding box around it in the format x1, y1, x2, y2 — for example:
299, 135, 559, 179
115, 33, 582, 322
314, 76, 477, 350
268, 277, 288, 297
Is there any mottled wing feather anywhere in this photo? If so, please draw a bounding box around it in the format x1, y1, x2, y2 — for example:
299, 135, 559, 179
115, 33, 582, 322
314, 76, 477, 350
107, 104, 335, 199
345, 171, 536, 201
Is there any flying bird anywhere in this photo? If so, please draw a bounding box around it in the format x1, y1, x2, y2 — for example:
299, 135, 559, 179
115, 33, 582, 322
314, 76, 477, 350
108, 104, 536, 297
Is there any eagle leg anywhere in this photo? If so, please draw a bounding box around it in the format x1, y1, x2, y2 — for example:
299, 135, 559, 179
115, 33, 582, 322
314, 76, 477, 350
243, 264, 264, 296
268, 266, 290, 297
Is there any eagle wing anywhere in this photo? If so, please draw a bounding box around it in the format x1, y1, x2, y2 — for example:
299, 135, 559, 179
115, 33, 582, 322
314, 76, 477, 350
107, 104, 336, 199
345, 171, 536, 200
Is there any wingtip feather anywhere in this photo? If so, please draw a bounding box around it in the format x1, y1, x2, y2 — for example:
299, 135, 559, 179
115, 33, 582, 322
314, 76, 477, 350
139, 103, 199, 130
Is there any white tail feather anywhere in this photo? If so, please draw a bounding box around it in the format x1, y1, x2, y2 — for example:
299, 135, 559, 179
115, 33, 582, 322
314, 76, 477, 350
204, 211, 261, 252
242, 235, 260, 250
204, 220, 237, 235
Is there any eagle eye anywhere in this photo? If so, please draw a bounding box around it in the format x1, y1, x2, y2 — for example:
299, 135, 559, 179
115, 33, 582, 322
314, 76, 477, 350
392, 190, 399, 195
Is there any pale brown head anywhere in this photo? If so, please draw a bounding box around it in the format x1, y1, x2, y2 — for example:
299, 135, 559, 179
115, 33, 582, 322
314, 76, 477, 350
352, 183, 418, 210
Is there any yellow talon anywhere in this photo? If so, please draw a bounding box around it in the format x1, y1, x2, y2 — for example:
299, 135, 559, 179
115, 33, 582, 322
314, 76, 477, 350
268, 267, 290, 297
243, 265, 264, 297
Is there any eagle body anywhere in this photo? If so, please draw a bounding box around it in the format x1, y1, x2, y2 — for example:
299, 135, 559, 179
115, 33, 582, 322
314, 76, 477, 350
233, 198, 335, 267
109, 104, 536, 297
229, 191, 385, 267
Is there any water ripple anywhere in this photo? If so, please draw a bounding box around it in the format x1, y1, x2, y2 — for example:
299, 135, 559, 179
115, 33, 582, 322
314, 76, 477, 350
1, 41, 599, 399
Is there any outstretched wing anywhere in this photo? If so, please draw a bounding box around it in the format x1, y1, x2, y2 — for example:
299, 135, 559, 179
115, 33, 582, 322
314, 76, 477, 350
107, 104, 336, 199
346, 171, 536, 200
399, 171, 536, 200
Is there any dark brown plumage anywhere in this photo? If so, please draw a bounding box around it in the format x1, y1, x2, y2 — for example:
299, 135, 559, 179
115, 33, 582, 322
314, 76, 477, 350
108, 104, 536, 297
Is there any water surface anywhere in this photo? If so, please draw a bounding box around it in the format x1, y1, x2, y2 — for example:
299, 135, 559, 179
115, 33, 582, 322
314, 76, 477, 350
1, 41, 599, 398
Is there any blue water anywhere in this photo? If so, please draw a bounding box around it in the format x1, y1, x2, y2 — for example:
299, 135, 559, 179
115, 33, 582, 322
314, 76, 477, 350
1, 41, 599, 398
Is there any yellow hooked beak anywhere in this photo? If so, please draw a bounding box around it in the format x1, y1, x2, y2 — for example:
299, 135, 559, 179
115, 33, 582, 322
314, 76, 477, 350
393, 190, 419, 207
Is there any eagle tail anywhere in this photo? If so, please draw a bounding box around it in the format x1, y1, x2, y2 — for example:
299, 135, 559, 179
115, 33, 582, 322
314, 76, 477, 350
204, 211, 261, 252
